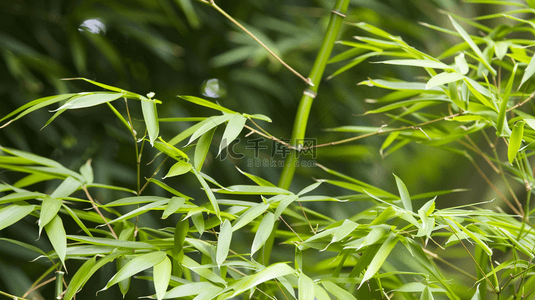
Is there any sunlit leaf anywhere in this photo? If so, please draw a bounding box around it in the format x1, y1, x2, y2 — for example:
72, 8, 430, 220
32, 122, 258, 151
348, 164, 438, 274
394, 174, 412, 212
508, 121, 525, 164
45, 215, 66, 268
216, 219, 232, 266
164, 161, 192, 178
251, 212, 275, 256
104, 251, 166, 290
153, 256, 172, 300
219, 113, 247, 156
299, 272, 314, 300
141, 98, 160, 146
194, 128, 215, 170
0, 204, 35, 231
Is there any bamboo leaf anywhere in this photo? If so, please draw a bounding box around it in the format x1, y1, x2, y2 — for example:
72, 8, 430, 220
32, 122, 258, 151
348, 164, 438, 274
57, 93, 124, 110
192, 168, 220, 220
299, 272, 315, 300
63, 256, 97, 300
187, 114, 232, 146
497, 63, 517, 135
508, 121, 525, 164
322, 281, 357, 300
358, 234, 398, 287
45, 215, 67, 268
520, 53, 535, 89
154, 138, 189, 160
230, 263, 294, 296
394, 174, 412, 212
104, 251, 166, 290
194, 127, 215, 170
216, 219, 232, 266
178, 95, 236, 114
232, 202, 270, 232
426, 72, 465, 89
153, 256, 172, 300
215, 185, 291, 195
297, 182, 322, 196
164, 161, 192, 178
67, 235, 155, 249
141, 98, 160, 146
236, 167, 276, 187
454, 53, 469, 74
374, 59, 450, 69
251, 212, 275, 256
38, 196, 63, 235
448, 15, 496, 75
0, 204, 35, 231
106, 199, 169, 224
219, 113, 247, 156
162, 197, 185, 219
181, 255, 226, 285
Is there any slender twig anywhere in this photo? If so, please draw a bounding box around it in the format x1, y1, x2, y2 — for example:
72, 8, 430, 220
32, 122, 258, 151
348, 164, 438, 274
465, 154, 523, 216
82, 186, 118, 239
21, 277, 55, 299
198, 0, 310, 85
447, 225, 499, 294
138, 156, 169, 195
124, 98, 141, 194
465, 136, 501, 174
279, 216, 303, 242
0, 290, 32, 300
423, 249, 478, 281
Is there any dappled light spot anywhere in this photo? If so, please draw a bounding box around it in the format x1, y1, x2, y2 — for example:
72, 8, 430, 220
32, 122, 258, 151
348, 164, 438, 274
79, 19, 106, 35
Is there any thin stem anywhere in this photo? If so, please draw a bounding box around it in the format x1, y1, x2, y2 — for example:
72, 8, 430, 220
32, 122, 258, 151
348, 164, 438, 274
423, 249, 478, 281
203, 0, 310, 85
280, 216, 303, 242
447, 225, 499, 294
464, 136, 500, 174
22, 277, 55, 299
82, 186, 118, 239
125, 98, 141, 194
278, 0, 350, 189
0, 290, 31, 300
465, 154, 523, 216
139, 156, 169, 195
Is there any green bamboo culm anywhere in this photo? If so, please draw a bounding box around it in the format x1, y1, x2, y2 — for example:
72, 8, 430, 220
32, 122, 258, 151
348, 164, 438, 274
55, 270, 64, 299
278, 0, 350, 189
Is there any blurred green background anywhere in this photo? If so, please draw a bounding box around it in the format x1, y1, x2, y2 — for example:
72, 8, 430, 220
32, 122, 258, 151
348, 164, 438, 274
0, 0, 525, 299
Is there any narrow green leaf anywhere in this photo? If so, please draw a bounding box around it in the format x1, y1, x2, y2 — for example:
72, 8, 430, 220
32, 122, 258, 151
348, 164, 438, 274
57, 93, 124, 110
0, 94, 74, 125
153, 256, 172, 300
274, 195, 299, 219
232, 202, 270, 232
322, 281, 358, 300
520, 53, 535, 89
230, 263, 294, 296
251, 212, 275, 256
426, 72, 464, 89
454, 53, 469, 74
106, 199, 169, 225
79, 160, 94, 184
216, 219, 232, 266
164, 161, 192, 179
45, 215, 67, 268
448, 15, 496, 75
181, 256, 226, 285
0, 204, 35, 231
117, 257, 131, 297
173, 217, 189, 261
314, 285, 331, 300
394, 174, 412, 212
162, 197, 185, 219
154, 138, 189, 161
104, 251, 166, 289
39, 196, 63, 235
102, 196, 168, 207
0, 237, 46, 256
141, 98, 160, 146
67, 235, 155, 249
62, 204, 93, 237
374, 59, 450, 69
187, 114, 232, 146
497, 64, 517, 135
219, 113, 246, 156
194, 127, 215, 170
63, 78, 138, 96
63, 256, 96, 300
420, 286, 435, 300
192, 168, 220, 220
243, 113, 272, 123
508, 121, 525, 164
297, 182, 322, 196
358, 234, 398, 288
178, 96, 236, 114
163, 282, 216, 299
299, 272, 314, 300
215, 185, 291, 195
332, 219, 359, 244
191, 212, 205, 236
236, 167, 276, 187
